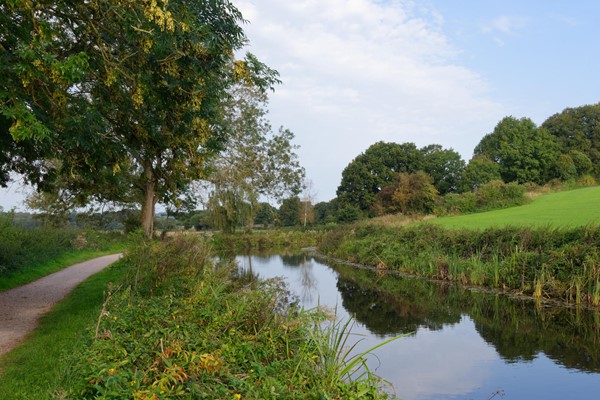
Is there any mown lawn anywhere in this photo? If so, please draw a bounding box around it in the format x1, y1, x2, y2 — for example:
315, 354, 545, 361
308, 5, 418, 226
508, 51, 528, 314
429, 186, 600, 229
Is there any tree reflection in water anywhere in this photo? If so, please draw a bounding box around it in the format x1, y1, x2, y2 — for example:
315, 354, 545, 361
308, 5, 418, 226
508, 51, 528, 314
332, 261, 600, 373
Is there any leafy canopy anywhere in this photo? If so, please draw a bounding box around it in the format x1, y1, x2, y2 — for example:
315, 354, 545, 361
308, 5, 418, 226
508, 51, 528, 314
1, 0, 279, 236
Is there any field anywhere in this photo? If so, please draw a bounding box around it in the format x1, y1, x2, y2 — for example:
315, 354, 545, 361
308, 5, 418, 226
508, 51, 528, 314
429, 186, 600, 229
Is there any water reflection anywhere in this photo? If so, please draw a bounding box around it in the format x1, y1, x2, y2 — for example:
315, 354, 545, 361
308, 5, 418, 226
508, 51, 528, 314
231, 252, 600, 399
332, 262, 600, 373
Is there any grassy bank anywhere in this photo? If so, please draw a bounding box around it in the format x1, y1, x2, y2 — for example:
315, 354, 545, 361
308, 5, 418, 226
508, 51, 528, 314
1, 235, 388, 399
430, 185, 600, 229
321, 224, 600, 307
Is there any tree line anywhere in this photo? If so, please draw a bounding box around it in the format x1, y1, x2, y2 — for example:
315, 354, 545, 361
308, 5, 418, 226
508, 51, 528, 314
303, 103, 600, 225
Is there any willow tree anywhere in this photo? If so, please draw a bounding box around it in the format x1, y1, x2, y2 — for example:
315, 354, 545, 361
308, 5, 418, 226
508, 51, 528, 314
1, 0, 277, 237
204, 84, 304, 233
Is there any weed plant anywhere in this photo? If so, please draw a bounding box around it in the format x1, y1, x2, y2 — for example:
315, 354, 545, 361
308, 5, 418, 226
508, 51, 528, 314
63, 235, 388, 399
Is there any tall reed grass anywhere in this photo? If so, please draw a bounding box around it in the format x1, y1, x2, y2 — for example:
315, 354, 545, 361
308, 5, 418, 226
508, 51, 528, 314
321, 224, 600, 306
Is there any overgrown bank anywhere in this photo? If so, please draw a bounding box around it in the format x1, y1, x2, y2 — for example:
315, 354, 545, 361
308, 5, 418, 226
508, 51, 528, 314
47, 236, 388, 399
211, 229, 325, 252
320, 224, 600, 307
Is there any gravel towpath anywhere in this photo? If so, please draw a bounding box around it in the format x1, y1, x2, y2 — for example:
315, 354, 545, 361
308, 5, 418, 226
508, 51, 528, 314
0, 253, 122, 357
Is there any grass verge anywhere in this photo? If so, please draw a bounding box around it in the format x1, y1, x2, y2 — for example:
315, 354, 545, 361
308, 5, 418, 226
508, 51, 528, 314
0, 260, 128, 399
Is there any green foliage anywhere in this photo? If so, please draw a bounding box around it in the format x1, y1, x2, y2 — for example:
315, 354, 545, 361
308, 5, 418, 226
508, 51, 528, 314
437, 180, 527, 215
309, 317, 402, 395
337, 141, 465, 214
63, 236, 388, 399
459, 154, 501, 192
336, 142, 423, 212
254, 202, 279, 227
374, 171, 438, 215
336, 203, 364, 223
553, 153, 578, 181
205, 85, 304, 233
278, 196, 301, 226
420, 144, 465, 194
474, 116, 560, 184
314, 199, 340, 225
542, 102, 600, 176
0, 212, 123, 278
211, 229, 324, 252
1, 1, 280, 238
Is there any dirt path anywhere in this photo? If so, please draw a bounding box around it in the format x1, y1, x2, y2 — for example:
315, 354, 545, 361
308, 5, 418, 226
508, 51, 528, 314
0, 254, 122, 357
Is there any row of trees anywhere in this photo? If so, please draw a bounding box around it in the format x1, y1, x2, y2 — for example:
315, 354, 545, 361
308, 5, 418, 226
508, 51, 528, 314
309, 102, 600, 222
1, 0, 306, 237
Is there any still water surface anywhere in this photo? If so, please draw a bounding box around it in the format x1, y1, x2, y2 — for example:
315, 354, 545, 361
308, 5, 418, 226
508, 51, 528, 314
234, 253, 600, 400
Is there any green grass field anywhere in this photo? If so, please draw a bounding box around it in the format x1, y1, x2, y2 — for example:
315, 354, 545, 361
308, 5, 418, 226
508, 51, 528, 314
429, 186, 600, 229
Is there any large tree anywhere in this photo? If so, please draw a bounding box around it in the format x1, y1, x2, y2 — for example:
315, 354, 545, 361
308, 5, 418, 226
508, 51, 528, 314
336, 142, 422, 212
542, 103, 600, 176
420, 144, 465, 195
1, 0, 277, 237
459, 155, 501, 192
204, 84, 304, 233
336, 141, 464, 212
474, 116, 559, 184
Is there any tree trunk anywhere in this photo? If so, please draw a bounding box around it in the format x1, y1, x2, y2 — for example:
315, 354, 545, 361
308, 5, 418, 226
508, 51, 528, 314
140, 163, 156, 238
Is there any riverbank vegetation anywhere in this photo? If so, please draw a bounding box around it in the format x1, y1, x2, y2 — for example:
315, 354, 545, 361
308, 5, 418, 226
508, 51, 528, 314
211, 229, 325, 252
320, 223, 600, 307
64, 236, 387, 399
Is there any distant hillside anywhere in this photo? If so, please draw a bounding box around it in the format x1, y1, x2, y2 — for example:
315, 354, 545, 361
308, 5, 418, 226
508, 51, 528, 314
428, 186, 600, 229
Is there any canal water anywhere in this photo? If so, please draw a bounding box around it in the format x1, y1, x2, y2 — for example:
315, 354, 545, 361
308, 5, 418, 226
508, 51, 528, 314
234, 252, 600, 400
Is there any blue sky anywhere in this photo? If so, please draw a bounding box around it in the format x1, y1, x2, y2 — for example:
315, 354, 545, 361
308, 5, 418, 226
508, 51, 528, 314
2, 0, 600, 209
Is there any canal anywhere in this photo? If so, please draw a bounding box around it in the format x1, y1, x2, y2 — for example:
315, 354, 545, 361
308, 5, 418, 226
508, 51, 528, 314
234, 252, 600, 399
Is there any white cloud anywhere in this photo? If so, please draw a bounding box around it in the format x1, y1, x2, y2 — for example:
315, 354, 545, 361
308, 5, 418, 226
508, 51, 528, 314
236, 0, 505, 202
482, 15, 528, 36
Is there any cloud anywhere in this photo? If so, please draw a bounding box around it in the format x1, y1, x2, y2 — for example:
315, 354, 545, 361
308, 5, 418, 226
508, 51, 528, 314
482, 15, 528, 36
235, 0, 505, 201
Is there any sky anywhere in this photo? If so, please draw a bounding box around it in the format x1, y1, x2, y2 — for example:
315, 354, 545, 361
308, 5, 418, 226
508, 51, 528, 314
2, 0, 600, 209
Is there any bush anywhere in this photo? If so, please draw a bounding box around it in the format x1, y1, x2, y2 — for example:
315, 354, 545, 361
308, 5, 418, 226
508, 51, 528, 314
437, 180, 527, 215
